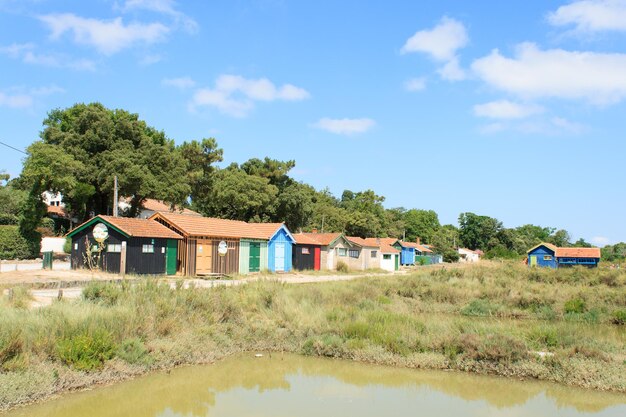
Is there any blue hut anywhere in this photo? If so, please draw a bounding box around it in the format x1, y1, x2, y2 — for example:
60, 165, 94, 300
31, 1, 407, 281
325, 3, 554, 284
392, 240, 419, 266
248, 223, 295, 272
527, 243, 558, 268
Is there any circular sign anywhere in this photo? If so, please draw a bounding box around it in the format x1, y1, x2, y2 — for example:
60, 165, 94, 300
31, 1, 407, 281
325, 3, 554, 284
93, 223, 109, 242
218, 241, 228, 256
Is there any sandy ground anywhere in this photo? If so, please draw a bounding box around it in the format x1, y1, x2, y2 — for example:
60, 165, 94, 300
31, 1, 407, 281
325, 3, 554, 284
1, 267, 422, 308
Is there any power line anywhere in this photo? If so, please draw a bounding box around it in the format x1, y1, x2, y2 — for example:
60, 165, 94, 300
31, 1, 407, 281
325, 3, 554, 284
0, 140, 28, 155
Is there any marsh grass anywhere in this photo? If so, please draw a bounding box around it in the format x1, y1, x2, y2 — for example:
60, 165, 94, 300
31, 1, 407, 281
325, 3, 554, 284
0, 262, 625, 410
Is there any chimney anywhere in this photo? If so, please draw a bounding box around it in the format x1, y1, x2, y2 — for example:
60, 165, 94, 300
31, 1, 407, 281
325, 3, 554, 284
416, 237, 421, 245
312, 228, 318, 233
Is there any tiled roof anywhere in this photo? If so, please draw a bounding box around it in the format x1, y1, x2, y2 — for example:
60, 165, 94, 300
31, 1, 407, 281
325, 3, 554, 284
293, 233, 323, 245
296, 233, 343, 246
555, 247, 601, 258
396, 241, 422, 249
527, 242, 558, 253
151, 212, 283, 240
379, 244, 400, 254
415, 244, 433, 253
47, 205, 67, 217
67, 215, 182, 239
142, 199, 201, 216
346, 236, 378, 247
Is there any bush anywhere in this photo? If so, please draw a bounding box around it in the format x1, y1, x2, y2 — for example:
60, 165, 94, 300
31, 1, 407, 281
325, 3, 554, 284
460, 299, 501, 316
0, 225, 34, 259
612, 309, 626, 325
564, 297, 586, 314
458, 334, 528, 363
117, 338, 152, 365
56, 330, 116, 371
336, 261, 349, 273
63, 237, 72, 254
82, 282, 123, 306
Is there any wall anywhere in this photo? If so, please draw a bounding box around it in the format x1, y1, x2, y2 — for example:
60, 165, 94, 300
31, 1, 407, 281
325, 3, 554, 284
239, 239, 268, 274
380, 253, 395, 272
293, 244, 317, 271
268, 228, 293, 272
41, 237, 66, 254
527, 246, 557, 268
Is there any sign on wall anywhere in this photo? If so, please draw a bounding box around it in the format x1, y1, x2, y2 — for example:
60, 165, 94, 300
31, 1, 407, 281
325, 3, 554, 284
92, 223, 109, 242
218, 241, 228, 256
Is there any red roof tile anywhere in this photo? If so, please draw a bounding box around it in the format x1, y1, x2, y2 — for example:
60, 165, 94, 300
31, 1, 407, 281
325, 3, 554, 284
293, 233, 323, 245
296, 233, 343, 246
71, 215, 182, 239
555, 247, 601, 258
47, 205, 67, 217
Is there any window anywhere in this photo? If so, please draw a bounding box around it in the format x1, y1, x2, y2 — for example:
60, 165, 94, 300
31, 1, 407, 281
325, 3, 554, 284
383, 254, 392, 260
371, 250, 377, 258
107, 244, 122, 253
349, 249, 359, 258
142, 244, 154, 253
543, 255, 552, 261
301, 247, 310, 255
337, 248, 347, 257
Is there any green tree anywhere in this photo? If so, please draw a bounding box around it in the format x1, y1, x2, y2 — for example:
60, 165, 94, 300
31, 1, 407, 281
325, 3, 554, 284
240, 157, 295, 191
572, 238, 592, 248
0, 176, 27, 225
275, 182, 316, 231
403, 209, 440, 243
458, 212, 503, 251
431, 224, 460, 262
384, 207, 407, 239
341, 189, 387, 237
548, 229, 571, 247
308, 188, 347, 233
179, 138, 223, 214
21, 103, 190, 222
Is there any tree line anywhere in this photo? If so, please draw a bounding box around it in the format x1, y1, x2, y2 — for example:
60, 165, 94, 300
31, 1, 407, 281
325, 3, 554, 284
1, 103, 622, 262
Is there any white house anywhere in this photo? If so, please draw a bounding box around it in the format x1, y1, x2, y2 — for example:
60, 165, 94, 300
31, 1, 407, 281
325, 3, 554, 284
458, 248, 481, 263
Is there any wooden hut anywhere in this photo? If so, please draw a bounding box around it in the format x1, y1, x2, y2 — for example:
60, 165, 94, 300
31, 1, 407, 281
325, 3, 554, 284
66, 215, 181, 275
527, 243, 600, 268
150, 212, 249, 276
246, 223, 295, 272
292, 233, 322, 271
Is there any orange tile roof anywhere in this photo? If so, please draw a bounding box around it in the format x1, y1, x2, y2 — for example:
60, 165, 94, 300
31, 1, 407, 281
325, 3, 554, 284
555, 247, 601, 258
151, 212, 284, 240
142, 199, 201, 216
296, 233, 343, 246
346, 236, 376, 247
47, 205, 67, 217
293, 233, 323, 245
379, 244, 400, 254
95, 216, 182, 239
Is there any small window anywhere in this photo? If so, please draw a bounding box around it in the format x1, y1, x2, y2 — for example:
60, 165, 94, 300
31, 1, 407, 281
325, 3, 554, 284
543, 255, 552, 261
349, 249, 359, 258
301, 247, 310, 255
383, 254, 392, 260
337, 248, 347, 257
371, 250, 377, 258
107, 244, 122, 253
142, 244, 154, 253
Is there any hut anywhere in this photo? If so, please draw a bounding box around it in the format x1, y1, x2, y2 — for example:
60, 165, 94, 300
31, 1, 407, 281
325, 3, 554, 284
295, 233, 358, 271
527, 243, 600, 268
66, 215, 181, 275
292, 233, 322, 271
150, 212, 248, 276
392, 241, 419, 265
244, 223, 295, 273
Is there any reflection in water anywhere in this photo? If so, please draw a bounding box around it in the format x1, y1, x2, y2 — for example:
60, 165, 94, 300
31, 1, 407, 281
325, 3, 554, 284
5, 354, 625, 417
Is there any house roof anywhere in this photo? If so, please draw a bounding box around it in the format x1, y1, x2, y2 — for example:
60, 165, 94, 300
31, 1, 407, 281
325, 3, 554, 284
67, 215, 182, 240
293, 233, 323, 245
141, 199, 201, 216
379, 243, 400, 254
296, 232, 344, 246
150, 212, 288, 240
346, 236, 379, 248
527, 242, 558, 254
47, 205, 67, 217
555, 247, 601, 258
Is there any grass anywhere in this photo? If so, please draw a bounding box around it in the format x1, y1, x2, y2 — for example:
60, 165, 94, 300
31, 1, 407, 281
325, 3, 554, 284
0, 262, 624, 411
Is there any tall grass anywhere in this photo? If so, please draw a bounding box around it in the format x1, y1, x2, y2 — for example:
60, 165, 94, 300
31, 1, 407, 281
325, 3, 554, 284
0, 262, 624, 410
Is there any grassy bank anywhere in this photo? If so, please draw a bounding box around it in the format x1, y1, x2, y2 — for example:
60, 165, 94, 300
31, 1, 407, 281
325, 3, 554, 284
1, 262, 625, 410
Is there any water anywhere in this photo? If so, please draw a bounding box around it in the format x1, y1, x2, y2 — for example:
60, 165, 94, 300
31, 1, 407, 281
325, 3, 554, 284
5, 354, 625, 417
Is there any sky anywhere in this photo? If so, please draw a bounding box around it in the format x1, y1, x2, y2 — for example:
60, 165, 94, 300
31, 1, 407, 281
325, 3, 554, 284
0, 0, 625, 245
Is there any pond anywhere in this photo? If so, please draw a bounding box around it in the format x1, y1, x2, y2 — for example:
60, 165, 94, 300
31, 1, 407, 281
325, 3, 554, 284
5, 354, 625, 417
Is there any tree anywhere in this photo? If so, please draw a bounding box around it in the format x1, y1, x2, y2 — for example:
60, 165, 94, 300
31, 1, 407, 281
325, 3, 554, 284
341, 189, 387, 237
548, 229, 571, 247
572, 238, 592, 248
458, 212, 503, 250
240, 157, 295, 191
21, 103, 190, 222
179, 138, 223, 215
275, 182, 316, 231
431, 224, 460, 262
204, 168, 278, 221
384, 207, 406, 240
0, 176, 27, 225
403, 209, 440, 243
308, 188, 347, 233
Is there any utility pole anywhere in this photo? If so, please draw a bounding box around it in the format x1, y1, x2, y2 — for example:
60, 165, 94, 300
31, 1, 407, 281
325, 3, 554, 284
113, 175, 118, 217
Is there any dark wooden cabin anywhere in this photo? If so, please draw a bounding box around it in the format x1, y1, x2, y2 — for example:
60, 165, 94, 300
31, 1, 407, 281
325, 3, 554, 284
292, 233, 322, 271
67, 215, 182, 275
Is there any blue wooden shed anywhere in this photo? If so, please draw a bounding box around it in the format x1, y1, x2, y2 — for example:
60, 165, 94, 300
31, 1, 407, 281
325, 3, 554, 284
527, 243, 558, 268
392, 240, 418, 266
248, 223, 296, 272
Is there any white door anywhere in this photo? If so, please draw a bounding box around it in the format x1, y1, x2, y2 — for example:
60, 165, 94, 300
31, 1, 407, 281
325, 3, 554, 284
275, 242, 285, 271
327, 247, 334, 269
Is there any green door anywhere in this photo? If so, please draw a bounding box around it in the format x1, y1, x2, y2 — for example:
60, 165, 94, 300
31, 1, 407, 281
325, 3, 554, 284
249, 242, 261, 272
166, 239, 178, 275
394, 254, 399, 271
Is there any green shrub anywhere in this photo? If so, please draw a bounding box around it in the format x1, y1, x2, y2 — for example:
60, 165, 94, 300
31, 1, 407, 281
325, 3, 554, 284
0, 225, 34, 259
0, 330, 23, 369
564, 297, 586, 314
82, 282, 123, 306
117, 338, 152, 365
458, 333, 528, 363
336, 261, 349, 273
460, 299, 501, 316
63, 237, 72, 254
612, 309, 626, 325
56, 330, 116, 371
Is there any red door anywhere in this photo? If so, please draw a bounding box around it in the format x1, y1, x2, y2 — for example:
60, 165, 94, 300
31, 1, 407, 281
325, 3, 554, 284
314, 247, 321, 270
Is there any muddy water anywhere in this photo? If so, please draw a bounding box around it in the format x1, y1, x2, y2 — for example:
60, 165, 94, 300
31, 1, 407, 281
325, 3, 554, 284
5, 354, 625, 417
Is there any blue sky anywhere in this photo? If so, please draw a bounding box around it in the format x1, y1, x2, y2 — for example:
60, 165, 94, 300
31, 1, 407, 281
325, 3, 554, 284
1, 0, 625, 245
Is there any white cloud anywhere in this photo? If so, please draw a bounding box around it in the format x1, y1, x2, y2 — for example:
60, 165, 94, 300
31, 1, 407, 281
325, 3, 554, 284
121, 0, 198, 33
437, 57, 466, 81
473, 100, 543, 119
404, 77, 426, 92
162, 76, 196, 89
548, 0, 626, 32
591, 236, 610, 246
472, 42, 626, 105
189, 75, 310, 117
401, 16, 468, 60
0, 43, 96, 71
478, 116, 587, 136
0, 91, 33, 109
38, 13, 170, 55
312, 118, 376, 135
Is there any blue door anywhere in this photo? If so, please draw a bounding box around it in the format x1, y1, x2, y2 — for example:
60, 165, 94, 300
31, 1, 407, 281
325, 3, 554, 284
275, 242, 285, 271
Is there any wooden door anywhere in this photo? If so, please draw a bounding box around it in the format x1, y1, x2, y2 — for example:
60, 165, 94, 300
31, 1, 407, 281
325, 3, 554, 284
275, 242, 285, 271
196, 239, 213, 274
395, 254, 399, 271
249, 242, 261, 272
530, 255, 537, 267
166, 239, 177, 275
314, 247, 321, 270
